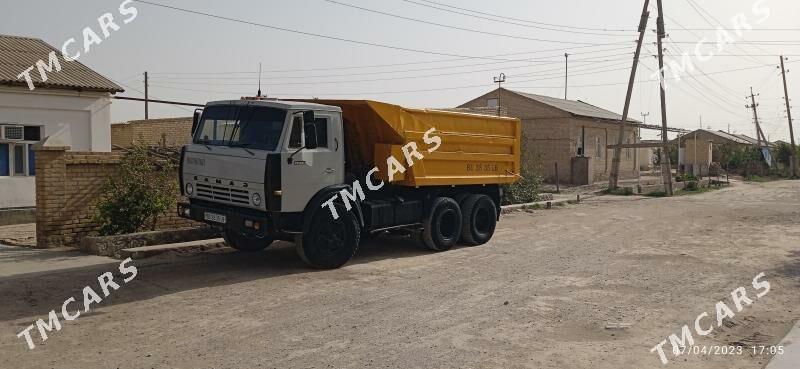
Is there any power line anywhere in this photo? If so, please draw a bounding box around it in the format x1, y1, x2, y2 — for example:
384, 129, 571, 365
402, 0, 637, 33
150, 60, 635, 88
324, 0, 633, 41
150, 51, 635, 81
136, 0, 630, 61
147, 45, 637, 75
149, 57, 634, 86
148, 62, 791, 97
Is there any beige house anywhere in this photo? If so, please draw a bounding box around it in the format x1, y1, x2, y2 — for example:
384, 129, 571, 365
457, 88, 640, 184
673, 129, 765, 175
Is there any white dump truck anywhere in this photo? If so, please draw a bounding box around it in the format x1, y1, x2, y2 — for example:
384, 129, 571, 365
178, 98, 520, 268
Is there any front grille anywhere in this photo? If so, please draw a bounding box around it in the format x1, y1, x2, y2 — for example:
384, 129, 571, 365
196, 183, 250, 205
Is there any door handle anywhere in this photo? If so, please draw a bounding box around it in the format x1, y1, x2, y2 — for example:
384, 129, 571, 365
325, 168, 335, 174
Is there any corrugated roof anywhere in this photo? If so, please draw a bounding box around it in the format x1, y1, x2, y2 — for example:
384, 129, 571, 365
0, 34, 123, 93
674, 129, 757, 145
507, 89, 640, 123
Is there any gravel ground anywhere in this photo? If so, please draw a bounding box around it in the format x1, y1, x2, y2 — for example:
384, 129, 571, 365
0, 180, 798, 369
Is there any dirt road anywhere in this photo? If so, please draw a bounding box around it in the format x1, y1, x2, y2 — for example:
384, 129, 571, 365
1, 181, 798, 369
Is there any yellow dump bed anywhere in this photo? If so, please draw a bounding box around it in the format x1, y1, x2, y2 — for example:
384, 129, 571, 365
310, 100, 521, 187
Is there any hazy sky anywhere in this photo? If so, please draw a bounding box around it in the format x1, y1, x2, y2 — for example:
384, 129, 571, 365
3, 0, 800, 141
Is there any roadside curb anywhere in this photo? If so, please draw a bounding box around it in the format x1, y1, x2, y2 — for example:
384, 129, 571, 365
765, 320, 800, 369
120, 238, 227, 260
501, 195, 579, 214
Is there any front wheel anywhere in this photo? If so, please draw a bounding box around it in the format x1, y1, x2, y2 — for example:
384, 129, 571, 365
223, 229, 273, 252
297, 202, 361, 269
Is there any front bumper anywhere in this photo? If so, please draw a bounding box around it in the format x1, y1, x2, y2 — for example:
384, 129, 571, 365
178, 201, 270, 237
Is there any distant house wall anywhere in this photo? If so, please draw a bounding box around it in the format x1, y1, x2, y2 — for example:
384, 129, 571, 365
111, 117, 193, 148
682, 137, 713, 174
458, 89, 638, 184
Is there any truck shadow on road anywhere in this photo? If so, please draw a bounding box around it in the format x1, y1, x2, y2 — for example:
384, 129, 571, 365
775, 250, 800, 284
0, 234, 443, 322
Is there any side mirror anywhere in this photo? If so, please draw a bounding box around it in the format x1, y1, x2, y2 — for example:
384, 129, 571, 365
192, 109, 203, 136
304, 123, 319, 150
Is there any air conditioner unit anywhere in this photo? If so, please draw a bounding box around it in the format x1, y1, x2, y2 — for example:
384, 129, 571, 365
1, 125, 24, 141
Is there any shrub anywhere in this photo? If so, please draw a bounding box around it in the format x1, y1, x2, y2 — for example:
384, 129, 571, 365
94, 145, 179, 236
502, 139, 543, 205
715, 144, 767, 177
684, 180, 699, 191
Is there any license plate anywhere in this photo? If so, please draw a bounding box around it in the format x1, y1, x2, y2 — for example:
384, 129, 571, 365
204, 212, 227, 224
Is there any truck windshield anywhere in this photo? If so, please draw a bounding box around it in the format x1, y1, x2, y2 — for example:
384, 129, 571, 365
193, 105, 287, 151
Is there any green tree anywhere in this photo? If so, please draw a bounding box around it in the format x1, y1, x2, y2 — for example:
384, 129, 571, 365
94, 145, 179, 235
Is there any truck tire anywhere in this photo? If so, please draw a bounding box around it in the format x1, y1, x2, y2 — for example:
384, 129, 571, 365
460, 194, 497, 246
420, 197, 462, 251
297, 202, 361, 269
223, 229, 273, 252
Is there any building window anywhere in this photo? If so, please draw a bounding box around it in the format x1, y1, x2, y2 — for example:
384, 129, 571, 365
0, 124, 42, 177
595, 137, 602, 158
626, 138, 632, 159
487, 98, 499, 108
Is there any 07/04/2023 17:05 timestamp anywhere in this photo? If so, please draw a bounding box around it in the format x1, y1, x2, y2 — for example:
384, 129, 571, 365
674, 345, 784, 356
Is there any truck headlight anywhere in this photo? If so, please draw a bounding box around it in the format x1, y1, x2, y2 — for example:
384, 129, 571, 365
252, 192, 262, 206
185, 183, 194, 195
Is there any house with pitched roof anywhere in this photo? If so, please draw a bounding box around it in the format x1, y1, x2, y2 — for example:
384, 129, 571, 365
457, 88, 641, 184
0, 34, 123, 208
673, 129, 770, 174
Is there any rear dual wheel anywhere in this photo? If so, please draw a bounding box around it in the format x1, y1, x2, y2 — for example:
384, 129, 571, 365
459, 195, 497, 246
419, 197, 463, 251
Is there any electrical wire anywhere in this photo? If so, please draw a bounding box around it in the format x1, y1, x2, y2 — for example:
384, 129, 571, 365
147, 45, 637, 75
402, 0, 637, 33
135, 0, 631, 61
324, 0, 634, 42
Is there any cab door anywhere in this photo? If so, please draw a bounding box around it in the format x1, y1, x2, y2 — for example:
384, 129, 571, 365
280, 112, 344, 212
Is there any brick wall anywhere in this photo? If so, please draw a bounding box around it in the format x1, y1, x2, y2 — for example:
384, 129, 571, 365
111, 117, 193, 148
458, 88, 639, 184
33, 145, 197, 248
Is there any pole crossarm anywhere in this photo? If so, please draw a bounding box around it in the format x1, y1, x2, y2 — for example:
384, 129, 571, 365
607, 142, 676, 149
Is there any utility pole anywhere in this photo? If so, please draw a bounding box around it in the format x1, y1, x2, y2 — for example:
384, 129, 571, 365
564, 53, 569, 100
747, 87, 767, 147
257, 62, 263, 97
493, 73, 506, 117
144, 71, 149, 120
654, 0, 674, 195
641, 112, 649, 125
608, 0, 650, 190
780, 56, 797, 177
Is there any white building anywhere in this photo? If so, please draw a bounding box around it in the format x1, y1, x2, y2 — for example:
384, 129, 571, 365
0, 34, 123, 209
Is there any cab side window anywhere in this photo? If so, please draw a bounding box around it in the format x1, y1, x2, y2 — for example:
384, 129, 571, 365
288, 116, 303, 148
310, 118, 329, 148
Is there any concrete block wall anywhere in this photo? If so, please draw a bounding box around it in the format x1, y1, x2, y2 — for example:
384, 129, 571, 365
33, 146, 198, 248
111, 117, 193, 148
